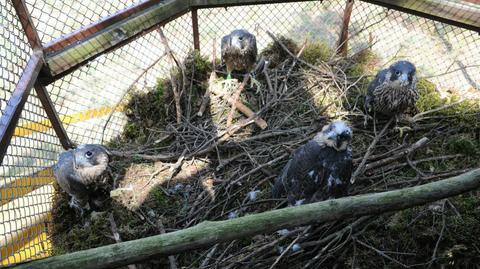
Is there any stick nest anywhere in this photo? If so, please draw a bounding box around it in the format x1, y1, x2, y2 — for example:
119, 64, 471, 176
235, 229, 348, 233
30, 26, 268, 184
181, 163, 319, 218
50, 36, 480, 268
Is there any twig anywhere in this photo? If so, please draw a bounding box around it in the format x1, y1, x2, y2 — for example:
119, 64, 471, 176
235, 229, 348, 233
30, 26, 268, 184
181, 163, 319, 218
158, 27, 184, 124
351, 117, 393, 183
227, 74, 250, 127
200, 244, 219, 268
269, 227, 310, 269
355, 238, 409, 268
197, 37, 217, 117
362, 137, 430, 173
209, 78, 268, 129
413, 100, 465, 121
427, 201, 446, 269
108, 213, 137, 269
157, 219, 178, 269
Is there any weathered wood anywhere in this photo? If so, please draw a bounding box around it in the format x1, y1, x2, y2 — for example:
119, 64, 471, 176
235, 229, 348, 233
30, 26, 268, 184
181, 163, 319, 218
0, 51, 43, 165
16, 168, 480, 269
34, 84, 74, 149
45, 0, 189, 76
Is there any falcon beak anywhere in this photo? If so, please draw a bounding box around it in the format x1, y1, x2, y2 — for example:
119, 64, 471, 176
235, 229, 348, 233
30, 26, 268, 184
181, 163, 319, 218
73, 154, 78, 170
399, 73, 409, 85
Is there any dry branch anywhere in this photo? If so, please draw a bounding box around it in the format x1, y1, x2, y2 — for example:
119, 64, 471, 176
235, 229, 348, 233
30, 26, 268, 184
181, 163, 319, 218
227, 74, 250, 127
19, 168, 480, 269
158, 27, 184, 124
209, 77, 268, 129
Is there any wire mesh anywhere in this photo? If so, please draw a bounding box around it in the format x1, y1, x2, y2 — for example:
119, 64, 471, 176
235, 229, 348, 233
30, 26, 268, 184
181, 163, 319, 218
46, 13, 193, 145
0, 0, 479, 266
0, 0, 32, 119
1, 91, 61, 264
24, 0, 140, 44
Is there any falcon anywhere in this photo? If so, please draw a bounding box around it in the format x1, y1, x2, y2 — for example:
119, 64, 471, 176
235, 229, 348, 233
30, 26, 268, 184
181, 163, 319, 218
221, 29, 260, 87
365, 60, 418, 119
272, 121, 353, 205
53, 144, 111, 215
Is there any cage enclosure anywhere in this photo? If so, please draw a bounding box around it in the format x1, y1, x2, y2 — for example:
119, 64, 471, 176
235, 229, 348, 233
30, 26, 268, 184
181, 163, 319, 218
0, 0, 479, 268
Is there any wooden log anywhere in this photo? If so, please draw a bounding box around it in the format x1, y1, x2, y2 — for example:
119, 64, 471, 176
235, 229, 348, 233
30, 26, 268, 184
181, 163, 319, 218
16, 168, 480, 269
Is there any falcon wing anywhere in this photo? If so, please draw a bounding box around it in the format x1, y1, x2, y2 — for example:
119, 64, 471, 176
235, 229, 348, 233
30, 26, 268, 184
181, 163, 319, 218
54, 151, 90, 206
366, 68, 388, 111
275, 141, 326, 205
220, 34, 231, 65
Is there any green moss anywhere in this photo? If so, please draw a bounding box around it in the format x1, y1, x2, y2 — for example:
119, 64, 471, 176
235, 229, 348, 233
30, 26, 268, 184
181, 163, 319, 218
355, 194, 480, 267
447, 136, 478, 157
301, 41, 332, 64
416, 78, 442, 112
260, 36, 299, 68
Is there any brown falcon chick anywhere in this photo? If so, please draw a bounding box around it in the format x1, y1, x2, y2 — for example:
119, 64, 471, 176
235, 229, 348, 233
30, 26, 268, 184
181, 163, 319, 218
53, 144, 111, 215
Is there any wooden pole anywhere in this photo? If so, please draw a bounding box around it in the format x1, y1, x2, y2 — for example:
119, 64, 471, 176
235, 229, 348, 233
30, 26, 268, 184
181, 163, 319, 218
16, 168, 480, 269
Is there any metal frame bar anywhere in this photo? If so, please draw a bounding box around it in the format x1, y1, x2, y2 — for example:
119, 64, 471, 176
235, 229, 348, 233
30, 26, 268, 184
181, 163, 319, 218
11, 0, 42, 50
42, 0, 165, 54
44, 0, 189, 77
0, 51, 43, 165
337, 0, 355, 56
191, 8, 200, 51
361, 0, 479, 33
34, 84, 75, 149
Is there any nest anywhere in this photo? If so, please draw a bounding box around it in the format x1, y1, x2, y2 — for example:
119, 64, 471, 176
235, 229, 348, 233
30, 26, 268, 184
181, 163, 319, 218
50, 34, 480, 268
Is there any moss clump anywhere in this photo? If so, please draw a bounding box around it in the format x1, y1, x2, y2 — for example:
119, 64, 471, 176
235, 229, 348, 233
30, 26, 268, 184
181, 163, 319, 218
343, 49, 379, 109
416, 77, 480, 128
346, 49, 379, 78
447, 136, 478, 157
354, 193, 480, 267
301, 41, 332, 64
260, 36, 299, 68
184, 50, 212, 83
416, 78, 442, 112
121, 81, 168, 144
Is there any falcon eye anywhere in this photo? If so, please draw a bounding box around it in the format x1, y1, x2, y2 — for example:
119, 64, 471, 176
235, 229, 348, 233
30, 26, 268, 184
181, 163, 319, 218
395, 70, 401, 76
85, 151, 93, 159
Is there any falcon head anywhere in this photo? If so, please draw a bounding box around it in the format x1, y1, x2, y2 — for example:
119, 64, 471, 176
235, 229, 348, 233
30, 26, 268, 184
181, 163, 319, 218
73, 144, 109, 171
386, 60, 416, 88
228, 29, 256, 52
314, 121, 353, 151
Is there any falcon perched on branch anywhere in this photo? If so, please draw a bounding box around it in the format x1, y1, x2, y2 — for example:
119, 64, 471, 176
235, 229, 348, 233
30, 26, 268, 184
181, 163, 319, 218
272, 121, 353, 205
365, 60, 418, 119
54, 144, 111, 215
221, 29, 261, 87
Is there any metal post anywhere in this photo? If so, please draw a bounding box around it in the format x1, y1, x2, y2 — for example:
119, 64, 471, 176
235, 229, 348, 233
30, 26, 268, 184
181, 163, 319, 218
34, 84, 75, 149
12, 0, 42, 49
337, 0, 354, 56
0, 51, 43, 165
192, 8, 200, 51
